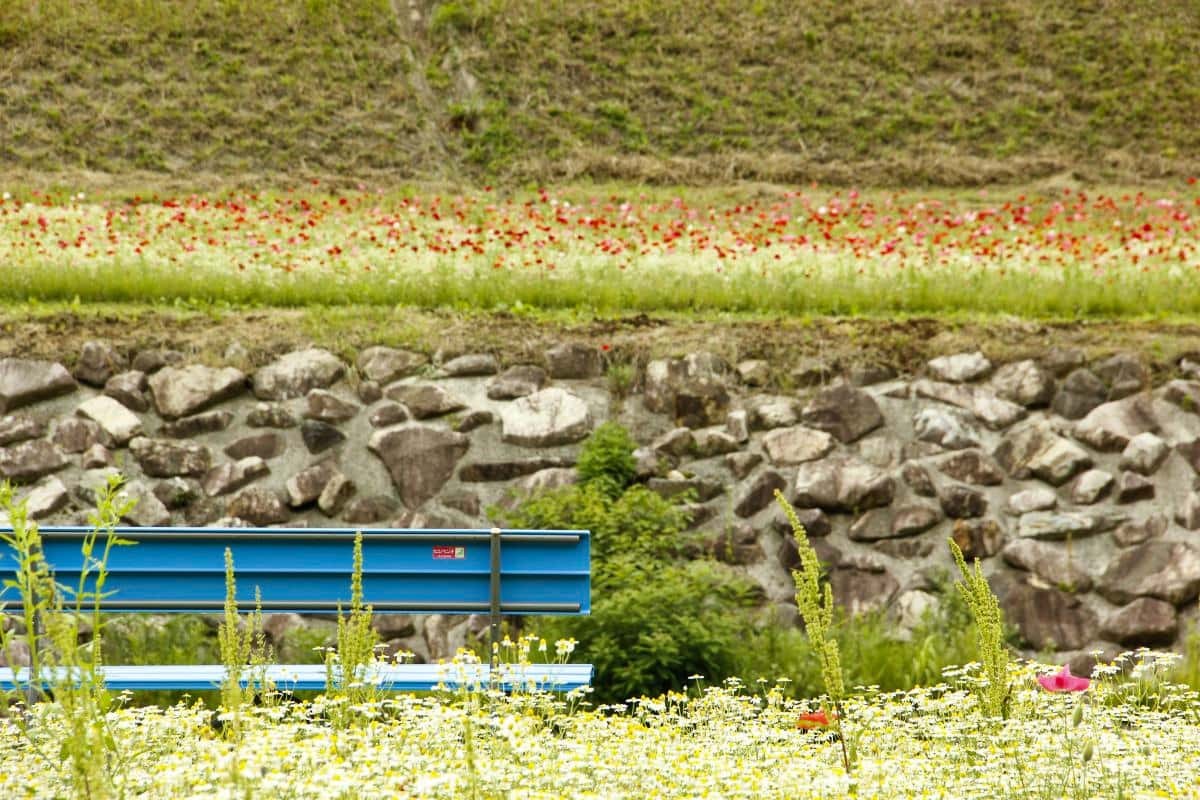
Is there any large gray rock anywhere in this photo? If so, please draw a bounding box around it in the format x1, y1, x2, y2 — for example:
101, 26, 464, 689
148, 365, 247, 419
227, 487, 291, 526
692, 428, 742, 457
356, 346, 426, 384
203, 457, 270, 497
762, 426, 836, 466
1006, 487, 1057, 515
303, 389, 359, 423
950, 518, 1005, 559
0, 440, 67, 483
0, 359, 76, 413
990, 360, 1055, 407
544, 343, 601, 379
938, 483, 988, 519
159, 410, 234, 439
1018, 510, 1127, 541
224, 432, 283, 461
301, 420, 346, 454
129, 437, 211, 478
500, 388, 593, 447
1163, 380, 1200, 414
1177, 493, 1200, 530
800, 384, 884, 443
969, 390, 1028, 430
384, 383, 467, 420
439, 353, 499, 377
746, 396, 801, 430
23, 477, 70, 519
1115, 471, 1155, 504
935, 449, 1004, 486
1069, 469, 1113, 505
644, 353, 731, 428
928, 351, 992, 382
486, 365, 549, 400
830, 568, 899, 617
253, 349, 346, 400
733, 470, 787, 518
76, 395, 143, 445
793, 455, 895, 512
0, 414, 45, 446
1052, 368, 1107, 420
1001, 539, 1092, 593
318, 473, 356, 516
285, 460, 341, 507
1073, 395, 1159, 452
369, 424, 470, 508
1113, 513, 1168, 547
103, 370, 150, 412
648, 476, 723, 502
131, 349, 184, 374
1119, 432, 1168, 475
994, 420, 1091, 485
457, 457, 574, 482
50, 418, 106, 453
1098, 541, 1200, 605
1095, 353, 1149, 400
901, 462, 937, 496
913, 380, 1025, 430
1101, 598, 1178, 645
913, 407, 982, 450
74, 341, 127, 386
995, 576, 1097, 650
117, 481, 172, 527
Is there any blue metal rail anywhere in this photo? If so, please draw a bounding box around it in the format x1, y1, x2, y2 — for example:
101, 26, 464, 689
0, 525, 593, 692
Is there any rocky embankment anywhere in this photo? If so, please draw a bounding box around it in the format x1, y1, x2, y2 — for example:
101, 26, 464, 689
2, 341, 1200, 666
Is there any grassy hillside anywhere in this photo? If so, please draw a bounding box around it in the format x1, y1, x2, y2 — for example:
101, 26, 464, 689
1, 0, 1198, 187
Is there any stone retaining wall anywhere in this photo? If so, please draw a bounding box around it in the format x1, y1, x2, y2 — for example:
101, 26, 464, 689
2, 341, 1199, 665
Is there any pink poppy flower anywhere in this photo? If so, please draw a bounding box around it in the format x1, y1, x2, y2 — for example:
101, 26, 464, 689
1037, 664, 1090, 693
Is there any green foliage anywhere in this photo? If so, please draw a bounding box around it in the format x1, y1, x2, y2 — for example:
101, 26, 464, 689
575, 421, 638, 499
501, 421, 755, 701
949, 538, 1011, 719
738, 575, 977, 697
538, 559, 758, 703
500, 481, 687, 566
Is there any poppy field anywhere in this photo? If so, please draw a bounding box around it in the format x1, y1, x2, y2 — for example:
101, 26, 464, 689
1, 182, 1198, 317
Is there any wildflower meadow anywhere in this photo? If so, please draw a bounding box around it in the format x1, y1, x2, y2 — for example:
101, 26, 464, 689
1, 183, 1197, 316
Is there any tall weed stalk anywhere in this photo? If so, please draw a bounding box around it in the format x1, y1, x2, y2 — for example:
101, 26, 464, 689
774, 490, 852, 774
949, 538, 1011, 718
0, 476, 134, 799
325, 530, 378, 726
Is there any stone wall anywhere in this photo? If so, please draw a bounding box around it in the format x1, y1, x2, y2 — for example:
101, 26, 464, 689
2, 341, 1199, 666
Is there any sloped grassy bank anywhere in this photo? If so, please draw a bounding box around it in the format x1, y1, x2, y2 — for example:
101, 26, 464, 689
2, 0, 1198, 185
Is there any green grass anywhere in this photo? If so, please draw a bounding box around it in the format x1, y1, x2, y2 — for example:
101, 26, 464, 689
1, 0, 1198, 186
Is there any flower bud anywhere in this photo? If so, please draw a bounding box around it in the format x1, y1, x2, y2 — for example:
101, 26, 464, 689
1082, 742, 1094, 763
1072, 702, 1084, 727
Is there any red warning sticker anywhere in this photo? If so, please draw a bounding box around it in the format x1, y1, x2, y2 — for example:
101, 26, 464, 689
433, 545, 466, 560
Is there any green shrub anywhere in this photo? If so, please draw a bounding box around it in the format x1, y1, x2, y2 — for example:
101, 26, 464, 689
537, 559, 758, 704
575, 421, 638, 498
499, 481, 687, 566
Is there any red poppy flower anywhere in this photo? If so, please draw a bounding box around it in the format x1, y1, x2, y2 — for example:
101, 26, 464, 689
796, 709, 835, 729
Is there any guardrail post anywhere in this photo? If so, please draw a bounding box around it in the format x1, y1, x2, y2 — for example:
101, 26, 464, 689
489, 526, 502, 673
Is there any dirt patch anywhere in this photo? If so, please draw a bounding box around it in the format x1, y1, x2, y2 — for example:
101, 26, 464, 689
4, 308, 1198, 385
